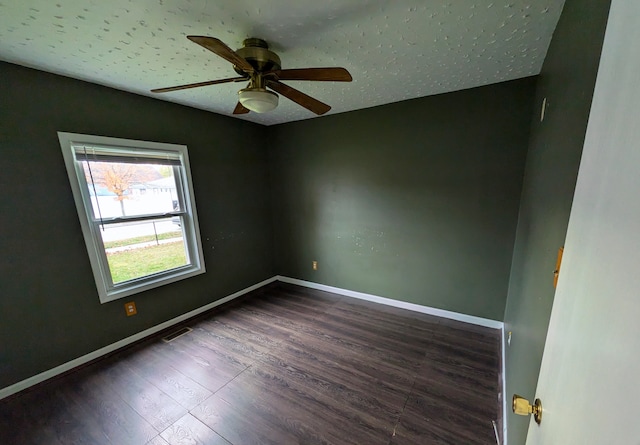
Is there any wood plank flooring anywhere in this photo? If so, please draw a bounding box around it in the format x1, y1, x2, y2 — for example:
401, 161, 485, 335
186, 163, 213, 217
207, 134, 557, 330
0, 282, 501, 444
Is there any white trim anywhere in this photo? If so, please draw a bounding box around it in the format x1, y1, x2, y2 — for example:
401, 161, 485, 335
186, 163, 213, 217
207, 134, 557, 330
1, 275, 505, 400
501, 325, 508, 445
276, 275, 506, 440
57, 132, 206, 303
0, 276, 277, 401
276, 276, 504, 329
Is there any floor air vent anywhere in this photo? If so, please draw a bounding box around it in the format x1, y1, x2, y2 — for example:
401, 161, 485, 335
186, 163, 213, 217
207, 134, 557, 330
162, 327, 192, 342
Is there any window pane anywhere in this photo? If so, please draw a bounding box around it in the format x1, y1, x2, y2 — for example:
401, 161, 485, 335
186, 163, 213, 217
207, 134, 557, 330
82, 161, 180, 218
101, 218, 188, 284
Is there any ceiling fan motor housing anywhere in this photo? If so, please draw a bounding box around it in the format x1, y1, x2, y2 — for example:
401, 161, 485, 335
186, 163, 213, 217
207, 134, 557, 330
234, 38, 281, 75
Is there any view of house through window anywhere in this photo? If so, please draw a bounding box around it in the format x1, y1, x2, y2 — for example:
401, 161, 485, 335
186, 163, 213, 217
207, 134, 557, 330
59, 132, 205, 303
82, 159, 188, 283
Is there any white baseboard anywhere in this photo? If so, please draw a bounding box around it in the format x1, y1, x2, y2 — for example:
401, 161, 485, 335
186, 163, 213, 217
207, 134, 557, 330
0, 276, 277, 401
501, 326, 508, 445
1, 274, 505, 401
276, 276, 504, 329
277, 275, 507, 442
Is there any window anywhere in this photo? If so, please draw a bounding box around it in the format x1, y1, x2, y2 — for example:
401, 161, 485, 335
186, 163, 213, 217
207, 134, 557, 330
59, 132, 205, 303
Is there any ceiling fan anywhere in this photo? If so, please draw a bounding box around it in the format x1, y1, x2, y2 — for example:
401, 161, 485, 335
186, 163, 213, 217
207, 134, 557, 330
151, 36, 353, 115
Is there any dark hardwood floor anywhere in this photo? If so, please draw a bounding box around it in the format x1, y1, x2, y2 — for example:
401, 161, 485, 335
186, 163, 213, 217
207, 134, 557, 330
0, 282, 501, 444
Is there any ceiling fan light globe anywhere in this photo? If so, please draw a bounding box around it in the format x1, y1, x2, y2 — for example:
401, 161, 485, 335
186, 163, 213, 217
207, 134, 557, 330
238, 89, 279, 113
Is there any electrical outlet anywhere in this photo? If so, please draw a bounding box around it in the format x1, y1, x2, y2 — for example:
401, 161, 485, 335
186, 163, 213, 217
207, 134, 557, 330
124, 301, 137, 316
312, 260, 318, 271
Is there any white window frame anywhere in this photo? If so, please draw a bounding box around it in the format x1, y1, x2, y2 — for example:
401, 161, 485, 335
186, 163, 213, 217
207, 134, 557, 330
58, 132, 206, 303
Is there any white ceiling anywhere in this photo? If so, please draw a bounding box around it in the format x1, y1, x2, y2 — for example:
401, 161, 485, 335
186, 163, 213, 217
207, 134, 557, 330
0, 0, 565, 126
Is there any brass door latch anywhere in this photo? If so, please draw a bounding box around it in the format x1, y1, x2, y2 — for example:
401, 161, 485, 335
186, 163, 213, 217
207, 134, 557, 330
512, 394, 542, 425
553, 247, 564, 288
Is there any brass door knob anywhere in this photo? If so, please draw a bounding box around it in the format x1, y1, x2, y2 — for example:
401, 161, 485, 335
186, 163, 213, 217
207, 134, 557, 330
512, 394, 543, 425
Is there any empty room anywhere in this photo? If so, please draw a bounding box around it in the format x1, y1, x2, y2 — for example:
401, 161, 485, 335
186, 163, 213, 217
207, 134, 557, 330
4, 0, 639, 444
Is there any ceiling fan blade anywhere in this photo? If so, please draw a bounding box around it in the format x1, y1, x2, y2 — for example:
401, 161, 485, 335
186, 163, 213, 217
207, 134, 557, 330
151, 76, 246, 93
187, 36, 254, 73
266, 80, 331, 115
233, 102, 250, 114
267, 68, 353, 82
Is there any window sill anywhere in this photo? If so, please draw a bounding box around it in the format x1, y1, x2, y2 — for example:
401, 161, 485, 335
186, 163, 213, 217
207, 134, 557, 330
98, 263, 206, 304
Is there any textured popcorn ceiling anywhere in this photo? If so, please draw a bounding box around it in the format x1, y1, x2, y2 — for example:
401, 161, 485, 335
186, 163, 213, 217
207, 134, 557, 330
0, 0, 565, 126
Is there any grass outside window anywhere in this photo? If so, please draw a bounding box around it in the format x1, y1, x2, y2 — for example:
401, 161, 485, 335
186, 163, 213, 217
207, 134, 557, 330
107, 241, 187, 283
103, 231, 182, 249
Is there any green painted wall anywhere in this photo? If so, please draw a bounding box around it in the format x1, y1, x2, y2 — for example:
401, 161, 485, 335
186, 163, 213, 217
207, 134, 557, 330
502, 0, 611, 443
1, 3, 609, 399
0, 62, 275, 389
270, 79, 536, 321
